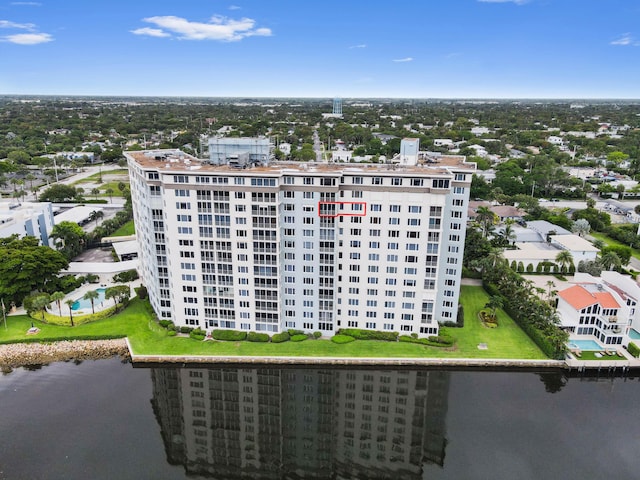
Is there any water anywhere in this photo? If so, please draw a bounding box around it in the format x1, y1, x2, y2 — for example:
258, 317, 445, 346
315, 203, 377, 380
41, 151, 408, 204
1, 359, 640, 480
71, 288, 106, 311
568, 339, 605, 351
629, 329, 640, 340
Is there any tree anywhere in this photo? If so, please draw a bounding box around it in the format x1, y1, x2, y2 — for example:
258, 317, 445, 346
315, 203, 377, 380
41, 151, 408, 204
65, 299, 75, 326
555, 250, 574, 273
599, 251, 621, 271
475, 206, 496, 238
50, 291, 65, 317
91, 187, 100, 199
31, 293, 50, 321
571, 218, 591, 237
546, 280, 557, 303
485, 295, 504, 321
50, 221, 86, 260
105, 188, 114, 203
105, 285, 130, 310
88, 210, 104, 226
0, 235, 69, 306
83, 290, 100, 314
39, 184, 83, 202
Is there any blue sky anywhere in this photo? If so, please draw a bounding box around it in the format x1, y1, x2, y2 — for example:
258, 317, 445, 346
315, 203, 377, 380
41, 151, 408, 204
1, 0, 639, 98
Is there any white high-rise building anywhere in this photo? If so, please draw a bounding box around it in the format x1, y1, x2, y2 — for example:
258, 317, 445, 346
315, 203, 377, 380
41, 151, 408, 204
126, 148, 474, 337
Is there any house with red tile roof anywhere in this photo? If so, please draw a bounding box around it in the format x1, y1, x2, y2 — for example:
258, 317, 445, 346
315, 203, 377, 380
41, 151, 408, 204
557, 280, 628, 347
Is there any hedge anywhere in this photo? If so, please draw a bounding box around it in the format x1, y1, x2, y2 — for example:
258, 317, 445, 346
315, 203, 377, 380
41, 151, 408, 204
271, 331, 290, 343
212, 329, 247, 341
628, 342, 640, 358
247, 332, 270, 343
189, 328, 206, 340
179, 326, 193, 334
331, 334, 355, 344
338, 328, 398, 342
32, 305, 118, 326
398, 335, 454, 347
290, 334, 307, 342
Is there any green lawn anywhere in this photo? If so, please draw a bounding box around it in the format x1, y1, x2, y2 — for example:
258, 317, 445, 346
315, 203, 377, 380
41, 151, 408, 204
590, 230, 640, 262
0, 286, 547, 360
575, 351, 626, 361
110, 220, 135, 236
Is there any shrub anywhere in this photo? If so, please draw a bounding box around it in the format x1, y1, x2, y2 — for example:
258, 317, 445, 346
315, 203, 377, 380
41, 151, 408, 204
167, 330, 177, 337
159, 320, 172, 328
457, 304, 465, 327
399, 335, 452, 347
526, 263, 534, 273
134, 285, 148, 300
85, 273, 100, 284
338, 328, 398, 342
189, 328, 206, 341
331, 334, 355, 344
112, 269, 139, 283
290, 334, 307, 342
179, 326, 193, 334
271, 331, 290, 343
628, 342, 640, 358
287, 329, 304, 336
212, 329, 247, 341
247, 331, 270, 343
312, 331, 322, 339
428, 334, 454, 346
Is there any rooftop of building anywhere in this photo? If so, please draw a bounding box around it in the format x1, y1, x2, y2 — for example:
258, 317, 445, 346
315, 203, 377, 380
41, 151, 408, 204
558, 284, 620, 310
126, 149, 476, 176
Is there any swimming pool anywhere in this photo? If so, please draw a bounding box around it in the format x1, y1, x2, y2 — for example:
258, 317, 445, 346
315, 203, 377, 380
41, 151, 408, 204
629, 329, 640, 340
71, 288, 107, 311
568, 339, 605, 351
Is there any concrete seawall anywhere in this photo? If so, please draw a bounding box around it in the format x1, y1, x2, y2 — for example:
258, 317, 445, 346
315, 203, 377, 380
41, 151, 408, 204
1, 337, 637, 371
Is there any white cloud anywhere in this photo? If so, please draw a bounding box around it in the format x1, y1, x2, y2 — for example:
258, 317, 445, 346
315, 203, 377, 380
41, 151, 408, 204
3, 32, 52, 44
130, 27, 170, 38
134, 14, 272, 41
349, 44, 366, 49
610, 33, 639, 46
228, 5, 241, 10
0, 20, 35, 30
392, 57, 413, 62
478, 0, 529, 4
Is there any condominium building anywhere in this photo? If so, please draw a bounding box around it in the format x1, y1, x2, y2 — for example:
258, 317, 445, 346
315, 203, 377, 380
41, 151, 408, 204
0, 201, 55, 246
126, 148, 474, 337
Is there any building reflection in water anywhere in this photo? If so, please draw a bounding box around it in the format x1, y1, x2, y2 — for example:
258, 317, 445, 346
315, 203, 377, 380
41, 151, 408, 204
151, 367, 449, 479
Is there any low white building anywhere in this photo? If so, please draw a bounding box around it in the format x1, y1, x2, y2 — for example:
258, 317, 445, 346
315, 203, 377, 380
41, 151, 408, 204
549, 234, 599, 265
0, 201, 55, 246
557, 272, 639, 347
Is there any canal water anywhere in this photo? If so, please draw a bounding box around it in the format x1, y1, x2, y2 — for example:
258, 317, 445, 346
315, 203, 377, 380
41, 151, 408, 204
0, 358, 639, 480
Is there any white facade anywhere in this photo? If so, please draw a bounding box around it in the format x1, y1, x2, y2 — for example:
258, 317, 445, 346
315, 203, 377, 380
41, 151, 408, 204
0, 201, 54, 246
126, 149, 474, 337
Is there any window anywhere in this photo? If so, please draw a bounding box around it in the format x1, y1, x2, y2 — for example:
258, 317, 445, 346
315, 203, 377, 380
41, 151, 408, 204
389, 205, 401, 212
432, 179, 449, 189
371, 204, 382, 212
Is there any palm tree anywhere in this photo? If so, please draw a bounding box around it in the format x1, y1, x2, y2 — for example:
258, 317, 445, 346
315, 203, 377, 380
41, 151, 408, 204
500, 219, 516, 246
546, 280, 557, 302
50, 291, 65, 317
25, 173, 36, 189
105, 188, 114, 203
599, 251, 622, 271
91, 188, 100, 200
65, 299, 75, 326
485, 295, 504, 321
555, 250, 574, 273
31, 293, 50, 322
83, 289, 100, 314
475, 206, 496, 238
